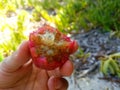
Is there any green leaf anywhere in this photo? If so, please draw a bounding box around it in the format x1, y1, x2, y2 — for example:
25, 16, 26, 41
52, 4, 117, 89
0, 53, 4, 62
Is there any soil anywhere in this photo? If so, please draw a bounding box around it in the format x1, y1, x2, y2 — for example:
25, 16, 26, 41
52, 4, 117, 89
67, 29, 120, 90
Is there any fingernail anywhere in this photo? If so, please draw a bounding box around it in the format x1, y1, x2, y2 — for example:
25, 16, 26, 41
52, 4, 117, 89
17, 41, 26, 50
54, 78, 62, 89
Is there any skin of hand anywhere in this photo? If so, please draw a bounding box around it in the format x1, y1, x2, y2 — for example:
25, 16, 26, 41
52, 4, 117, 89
0, 41, 74, 90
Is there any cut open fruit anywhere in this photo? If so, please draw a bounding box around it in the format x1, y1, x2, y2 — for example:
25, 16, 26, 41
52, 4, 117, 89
29, 25, 78, 70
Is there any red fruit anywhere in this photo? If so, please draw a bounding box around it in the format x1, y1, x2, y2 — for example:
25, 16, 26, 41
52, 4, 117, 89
29, 25, 78, 70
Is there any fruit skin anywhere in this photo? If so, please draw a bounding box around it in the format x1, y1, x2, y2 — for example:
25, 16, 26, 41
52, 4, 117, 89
29, 25, 78, 70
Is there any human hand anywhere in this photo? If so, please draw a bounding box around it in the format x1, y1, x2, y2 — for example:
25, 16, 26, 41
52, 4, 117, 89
0, 41, 73, 90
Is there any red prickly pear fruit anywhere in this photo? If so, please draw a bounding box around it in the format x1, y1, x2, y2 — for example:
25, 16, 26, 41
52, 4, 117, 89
29, 25, 78, 70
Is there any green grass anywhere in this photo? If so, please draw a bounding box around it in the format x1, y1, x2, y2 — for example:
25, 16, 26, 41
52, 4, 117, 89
0, 53, 4, 62
32, 0, 120, 33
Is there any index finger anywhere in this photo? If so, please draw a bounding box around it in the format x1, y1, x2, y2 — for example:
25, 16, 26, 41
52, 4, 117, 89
0, 41, 31, 73
60, 60, 74, 76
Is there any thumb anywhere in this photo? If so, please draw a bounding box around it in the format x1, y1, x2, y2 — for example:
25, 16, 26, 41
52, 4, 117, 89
0, 41, 31, 73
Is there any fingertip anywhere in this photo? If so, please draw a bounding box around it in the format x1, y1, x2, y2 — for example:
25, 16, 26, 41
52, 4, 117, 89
48, 76, 55, 90
48, 76, 68, 90
55, 78, 68, 90
16, 40, 31, 64
60, 60, 74, 76
18, 41, 30, 56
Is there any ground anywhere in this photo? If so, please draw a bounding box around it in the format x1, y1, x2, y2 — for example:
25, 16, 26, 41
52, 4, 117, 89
67, 29, 120, 90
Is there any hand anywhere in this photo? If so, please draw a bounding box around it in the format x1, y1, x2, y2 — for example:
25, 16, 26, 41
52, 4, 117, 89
0, 41, 73, 90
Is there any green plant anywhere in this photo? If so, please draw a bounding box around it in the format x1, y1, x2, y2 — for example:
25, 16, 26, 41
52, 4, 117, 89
32, 0, 88, 33
0, 53, 4, 62
0, 10, 28, 57
110, 30, 120, 38
0, 0, 17, 17
100, 53, 120, 78
32, 0, 120, 33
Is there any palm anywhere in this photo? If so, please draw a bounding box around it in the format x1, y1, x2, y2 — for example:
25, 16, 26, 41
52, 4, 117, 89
0, 62, 57, 90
